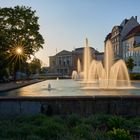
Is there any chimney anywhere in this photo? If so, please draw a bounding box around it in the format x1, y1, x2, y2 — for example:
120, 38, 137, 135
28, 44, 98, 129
135, 16, 137, 21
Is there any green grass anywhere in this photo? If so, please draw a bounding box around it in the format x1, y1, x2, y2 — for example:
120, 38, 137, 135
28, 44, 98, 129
0, 114, 139, 140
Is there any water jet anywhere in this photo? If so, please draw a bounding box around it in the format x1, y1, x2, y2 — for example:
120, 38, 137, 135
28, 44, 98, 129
73, 38, 132, 89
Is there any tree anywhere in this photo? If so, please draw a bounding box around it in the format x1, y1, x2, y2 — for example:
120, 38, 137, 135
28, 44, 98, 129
0, 6, 44, 79
126, 57, 134, 72
29, 57, 42, 74
0, 6, 44, 56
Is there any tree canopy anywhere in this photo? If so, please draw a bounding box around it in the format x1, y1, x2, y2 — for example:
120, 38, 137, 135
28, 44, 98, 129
29, 57, 42, 74
0, 5, 44, 61
126, 56, 135, 72
0, 6, 44, 79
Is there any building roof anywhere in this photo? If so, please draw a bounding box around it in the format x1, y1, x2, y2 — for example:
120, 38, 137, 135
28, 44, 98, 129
56, 50, 72, 56
120, 19, 129, 27
73, 47, 99, 53
124, 25, 140, 40
104, 33, 112, 42
95, 52, 104, 55
74, 47, 96, 51
50, 46, 100, 58
120, 16, 138, 27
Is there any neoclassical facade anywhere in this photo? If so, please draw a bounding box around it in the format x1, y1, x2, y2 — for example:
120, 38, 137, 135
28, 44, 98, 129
105, 16, 139, 60
123, 25, 140, 72
110, 26, 122, 58
49, 50, 73, 76
49, 47, 103, 76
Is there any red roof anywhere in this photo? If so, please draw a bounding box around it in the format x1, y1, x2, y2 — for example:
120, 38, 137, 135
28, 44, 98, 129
124, 25, 140, 40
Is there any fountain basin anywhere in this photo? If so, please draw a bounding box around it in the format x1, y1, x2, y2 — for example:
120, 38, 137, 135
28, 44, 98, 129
0, 79, 140, 97
0, 94, 139, 116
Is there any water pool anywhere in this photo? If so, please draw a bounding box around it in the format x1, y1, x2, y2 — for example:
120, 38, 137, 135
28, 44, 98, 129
0, 79, 140, 97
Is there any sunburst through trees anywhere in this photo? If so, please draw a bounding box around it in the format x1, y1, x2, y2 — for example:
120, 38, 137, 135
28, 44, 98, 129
0, 6, 44, 80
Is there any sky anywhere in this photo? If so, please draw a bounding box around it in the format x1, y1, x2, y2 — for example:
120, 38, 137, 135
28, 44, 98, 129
0, 0, 140, 66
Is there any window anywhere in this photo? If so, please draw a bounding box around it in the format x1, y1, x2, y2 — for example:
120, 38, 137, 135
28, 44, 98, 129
65, 69, 67, 74
67, 60, 69, 65
63, 61, 65, 66
59, 60, 61, 65
53, 61, 55, 65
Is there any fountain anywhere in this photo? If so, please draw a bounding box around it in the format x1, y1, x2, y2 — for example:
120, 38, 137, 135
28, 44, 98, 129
71, 70, 79, 79
72, 58, 82, 80
47, 83, 51, 91
2, 37, 140, 97
83, 38, 92, 81
74, 38, 131, 89
77, 58, 82, 74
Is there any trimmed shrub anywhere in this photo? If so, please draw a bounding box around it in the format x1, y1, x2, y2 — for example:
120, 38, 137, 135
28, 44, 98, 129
72, 123, 93, 140
66, 114, 82, 128
35, 120, 66, 140
130, 73, 140, 80
107, 128, 132, 140
107, 116, 126, 129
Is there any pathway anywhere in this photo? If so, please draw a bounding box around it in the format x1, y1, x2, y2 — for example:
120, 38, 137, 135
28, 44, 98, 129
0, 79, 43, 92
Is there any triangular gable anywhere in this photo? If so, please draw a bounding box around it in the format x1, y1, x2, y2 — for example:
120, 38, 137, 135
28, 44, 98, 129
56, 50, 72, 56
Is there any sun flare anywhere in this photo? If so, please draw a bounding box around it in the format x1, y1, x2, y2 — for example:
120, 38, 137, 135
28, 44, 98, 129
7, 42, 27, 65
16, 47, 23, 55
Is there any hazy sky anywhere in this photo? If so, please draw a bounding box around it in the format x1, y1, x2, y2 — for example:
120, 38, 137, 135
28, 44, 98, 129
1, 0, 140, 66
